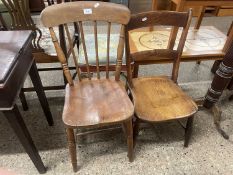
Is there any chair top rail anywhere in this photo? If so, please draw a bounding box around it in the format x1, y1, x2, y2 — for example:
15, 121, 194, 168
127, 10, 191, 31
41, 1, 130, 27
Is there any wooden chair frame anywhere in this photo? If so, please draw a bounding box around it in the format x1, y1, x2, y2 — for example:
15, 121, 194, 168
41, 1, 133, 172
125, 10, 198, 149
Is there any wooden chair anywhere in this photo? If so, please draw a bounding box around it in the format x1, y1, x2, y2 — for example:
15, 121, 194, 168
125, 10, 198, 149
41, 1, 134, 171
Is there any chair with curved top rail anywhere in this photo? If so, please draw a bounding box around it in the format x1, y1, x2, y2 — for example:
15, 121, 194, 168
125, 10, 198, 150
41, 1, 134, 172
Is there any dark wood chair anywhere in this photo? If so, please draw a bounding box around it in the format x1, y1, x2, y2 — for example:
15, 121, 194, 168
41, 1, 134, 172
125, 10, 198, 150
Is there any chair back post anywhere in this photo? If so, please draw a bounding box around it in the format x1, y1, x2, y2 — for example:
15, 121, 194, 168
49, 27, 74, 85
172, 9, 192, 82
125, 10, 192, 84
41, 1, 130, 84
125, 24, 132, 86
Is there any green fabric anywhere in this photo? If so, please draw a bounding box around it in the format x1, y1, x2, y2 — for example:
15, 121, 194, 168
0, 1, 7, 12
0, 1, 11, 28
79, 33, 126, 65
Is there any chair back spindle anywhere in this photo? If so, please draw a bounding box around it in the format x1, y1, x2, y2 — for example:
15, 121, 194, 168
106, 22, 111, 78
78, 21, 91, 80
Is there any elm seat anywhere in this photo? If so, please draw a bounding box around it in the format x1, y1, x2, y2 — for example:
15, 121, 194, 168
63, 79, 134, 127
131, 76, 198, 122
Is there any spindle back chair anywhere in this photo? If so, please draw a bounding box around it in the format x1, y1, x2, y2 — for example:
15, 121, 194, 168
125, 10, 198, 149
41, 1, 134, 172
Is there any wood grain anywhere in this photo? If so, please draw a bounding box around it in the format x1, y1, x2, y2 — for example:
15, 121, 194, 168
131, 76, 198, 122
63, 79, 134, 127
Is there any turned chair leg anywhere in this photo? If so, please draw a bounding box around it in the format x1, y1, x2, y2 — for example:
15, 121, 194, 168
184, 116, 194, 147
66, 128, 78, 172
133, 117, 140, 148
123, 119, 134, 162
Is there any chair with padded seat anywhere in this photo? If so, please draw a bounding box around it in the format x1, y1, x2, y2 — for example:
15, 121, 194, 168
41, 1, 134, 172
125, 10, 198, 150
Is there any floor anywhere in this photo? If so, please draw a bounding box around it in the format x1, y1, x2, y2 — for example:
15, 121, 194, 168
0, 3, 233, 175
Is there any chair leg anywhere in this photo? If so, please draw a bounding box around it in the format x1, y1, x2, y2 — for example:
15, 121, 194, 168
66, 128, 78, 172
133, 117, 140, 148
19, 90, 29, 111
184, 116, 194, 147
123, 119, 134, 162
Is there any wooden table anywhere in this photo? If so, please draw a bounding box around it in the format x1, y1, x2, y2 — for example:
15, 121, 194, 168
130, 26, 226, 60
0, 31, 54, 174
129, 25, 231, 76
152, 0, 233, 53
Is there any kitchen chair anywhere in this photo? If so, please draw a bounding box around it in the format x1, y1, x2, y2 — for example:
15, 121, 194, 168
41, 1, 134, 172
125, 10, 198, 149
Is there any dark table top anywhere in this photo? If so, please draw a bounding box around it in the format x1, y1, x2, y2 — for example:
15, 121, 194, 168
0, 30, 33, 109
0, 31, 32, 84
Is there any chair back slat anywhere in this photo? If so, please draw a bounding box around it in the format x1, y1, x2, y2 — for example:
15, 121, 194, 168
131, 49, 178, 62
106, 22, 111, 79
49, 27, 74, 85
64, 24, 82, 81
2, 0, 45, 52
79, 21, 91, 80
126, 10, 192, 83
94, 21, 100, 79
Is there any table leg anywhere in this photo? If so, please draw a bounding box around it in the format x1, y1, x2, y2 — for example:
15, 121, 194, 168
29, 61, 54, 126
3, 105, 46, 174
19, 90, 29, 111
